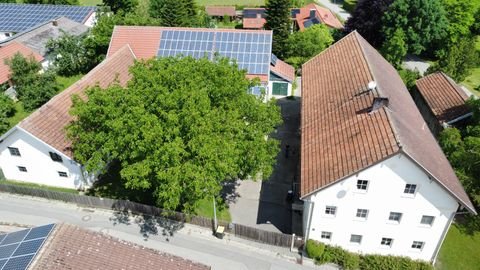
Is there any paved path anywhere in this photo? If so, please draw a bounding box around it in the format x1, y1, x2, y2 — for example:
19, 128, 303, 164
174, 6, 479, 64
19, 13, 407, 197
0, 192, 339, 270
402, 55, 431, 75
316, 0, 350, 21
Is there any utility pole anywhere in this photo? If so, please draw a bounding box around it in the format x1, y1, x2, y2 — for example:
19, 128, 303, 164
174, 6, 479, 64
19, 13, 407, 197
213, 196, 218, 231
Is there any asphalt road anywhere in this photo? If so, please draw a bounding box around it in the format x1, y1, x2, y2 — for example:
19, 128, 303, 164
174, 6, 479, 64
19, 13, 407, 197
0, 193, 335, 270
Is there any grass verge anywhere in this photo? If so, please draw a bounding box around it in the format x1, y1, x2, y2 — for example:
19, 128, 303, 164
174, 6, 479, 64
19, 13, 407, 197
0, 179, 78, 194
436, 223, 480, 270
194, 197, 231, 222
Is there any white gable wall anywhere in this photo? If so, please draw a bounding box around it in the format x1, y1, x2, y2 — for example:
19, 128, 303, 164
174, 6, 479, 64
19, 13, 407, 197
0, 127, 89, 189
303, 153, 459, 262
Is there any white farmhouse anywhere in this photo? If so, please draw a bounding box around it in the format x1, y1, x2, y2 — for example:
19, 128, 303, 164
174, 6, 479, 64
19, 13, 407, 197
0, 45, 135, 189
300, 31, 476, 262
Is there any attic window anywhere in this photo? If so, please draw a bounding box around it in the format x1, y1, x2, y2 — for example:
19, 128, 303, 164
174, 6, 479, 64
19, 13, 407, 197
49, 152, 63, 162
369, 97, 389, 113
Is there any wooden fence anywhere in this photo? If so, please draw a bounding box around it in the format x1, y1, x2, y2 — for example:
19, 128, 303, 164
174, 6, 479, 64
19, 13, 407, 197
0, 183, 304, 248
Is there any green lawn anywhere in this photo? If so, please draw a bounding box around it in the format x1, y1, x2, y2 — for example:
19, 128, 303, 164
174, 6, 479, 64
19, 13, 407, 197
194, 197, 231, 222
461, 67, 480, 95
79, 0, 101, 5
0, 179, 79, 194
56, 74, 84, 92
436, 223, 480, 270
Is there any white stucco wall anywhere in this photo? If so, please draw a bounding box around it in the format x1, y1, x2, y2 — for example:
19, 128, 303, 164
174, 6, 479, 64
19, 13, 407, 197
267, 80, 292, 100
0, 127, 90, 189
83, 12, 97, 27
0, 32, 14, 41
303, 153, 459, 262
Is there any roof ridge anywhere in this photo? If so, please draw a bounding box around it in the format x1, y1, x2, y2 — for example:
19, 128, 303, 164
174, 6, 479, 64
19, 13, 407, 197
302, 31, 357, 68
439, 72, 469, 101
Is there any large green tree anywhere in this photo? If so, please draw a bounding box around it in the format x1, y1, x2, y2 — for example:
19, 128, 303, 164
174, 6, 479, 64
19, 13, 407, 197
442, 0, 476, 45
67, 56, 282, 212
382, 0, 448, 55
103, 0, 138, 13
5, 54, 58, 111
265, 0, 291, 58
0, 94, 15, 135
285, 24, 333, 69
381, 28, 407, 68
149, 0, 198, 27
344, 0, 394, 47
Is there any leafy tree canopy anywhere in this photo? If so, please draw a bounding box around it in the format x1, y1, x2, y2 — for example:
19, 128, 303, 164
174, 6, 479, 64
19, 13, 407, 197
103, 0, 138, 13
285, 24, 333, 69
265, 0, 291, 58
382, 0, 448, 55
381, 28, 407, 68
0, 94, 15, 135
442, 0, 476, 45
67, 56, 282, 212
5, 53, 58, 111
344, 0, 394, 47
149, 0, 198, 27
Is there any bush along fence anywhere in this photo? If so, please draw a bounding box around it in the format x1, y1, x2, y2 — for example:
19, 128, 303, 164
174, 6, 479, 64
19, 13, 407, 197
0, 183, 304, 249
305, 239, 434, 270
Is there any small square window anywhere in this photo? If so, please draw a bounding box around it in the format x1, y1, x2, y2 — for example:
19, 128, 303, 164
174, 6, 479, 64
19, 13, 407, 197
8, 147, 21, 156
388, 212, 402, 223
18, 166, 27, 172
420, 215, 435, 226
356, 209, 369, 219
350, 234, 362, 244
58, 171, 68, 178
411, 241, 424, 250
325, 206, 337, 216
381, 237, 393, 247
404, 184, 417, 194
321, 231, 332, 240
49, 152, 63, 162
356, 180, 368, 190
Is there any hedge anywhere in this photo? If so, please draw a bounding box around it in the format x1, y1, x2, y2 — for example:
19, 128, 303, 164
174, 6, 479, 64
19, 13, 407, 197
305, 240, 433, 270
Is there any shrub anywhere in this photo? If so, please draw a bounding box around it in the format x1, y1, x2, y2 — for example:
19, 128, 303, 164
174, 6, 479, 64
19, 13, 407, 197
320, 245, 359, 270
360, 254, 433, 270
305, 239, 325, 260
342, 0, 358, 13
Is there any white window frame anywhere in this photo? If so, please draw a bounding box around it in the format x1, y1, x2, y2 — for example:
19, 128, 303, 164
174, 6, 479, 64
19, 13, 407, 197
403, 184, 417, 195
381, 237, 393, 247
411, 241, 424, 250
420, 215, 435, 226
356, 179, 369, 191
350, 234, 362, 244
58, 171, 68, 178
8, 147, 21, 157
17, 166, 27, 172
388, 212, 402, 223
325, 206, 337, 216
355, 209, 369, 220
320, 231, 332, 241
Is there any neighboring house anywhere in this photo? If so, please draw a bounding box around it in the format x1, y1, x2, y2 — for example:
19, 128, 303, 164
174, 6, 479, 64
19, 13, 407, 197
301, 31, 476, 262
242, 8, 266, 30
0, 42, 44, 88
242, 5, 343, 31
0, 17, 89, 60
0, 3, 95, 41
413, 72, 472, 136
107, 26, 295, 99
0, 45, 135, 189
205, 6, 237, 20
292, 3, 343, 31
0, 223, 210, 269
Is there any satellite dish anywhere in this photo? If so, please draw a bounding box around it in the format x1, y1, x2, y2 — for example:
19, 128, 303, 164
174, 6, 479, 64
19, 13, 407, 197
368, 81, 377, 90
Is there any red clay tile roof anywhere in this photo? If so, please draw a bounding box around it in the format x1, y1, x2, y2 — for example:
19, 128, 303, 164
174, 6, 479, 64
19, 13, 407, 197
296, 3, 343, 30
206, 6, 236, 16
18, 45, 135, 158
242, 8, 266, 29
301, 31, 476, 214
0, 41, 43, 84
30, 223, 210, 270
416, 72, 470, 123
270, 58, 295, 82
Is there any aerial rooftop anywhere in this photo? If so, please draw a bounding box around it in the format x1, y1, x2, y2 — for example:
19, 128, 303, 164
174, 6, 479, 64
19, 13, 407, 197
0, 3, 95, 33
0, 41, 43, 85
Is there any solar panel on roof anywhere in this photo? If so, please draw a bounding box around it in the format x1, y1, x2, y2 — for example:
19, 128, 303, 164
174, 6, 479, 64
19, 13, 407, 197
0, 224, 55, 270
0, 3, 95, 33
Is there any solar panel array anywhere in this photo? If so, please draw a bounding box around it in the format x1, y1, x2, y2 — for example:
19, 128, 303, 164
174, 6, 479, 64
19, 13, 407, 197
158, 30, 272, 75
0, 4, 95, 32
0, 224, 55, 270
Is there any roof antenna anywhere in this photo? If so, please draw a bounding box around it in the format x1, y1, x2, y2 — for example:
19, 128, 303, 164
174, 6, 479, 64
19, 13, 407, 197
368, 81, 377, 91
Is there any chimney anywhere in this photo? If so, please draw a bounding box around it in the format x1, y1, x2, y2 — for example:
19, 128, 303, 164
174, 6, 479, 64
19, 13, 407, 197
52, 20, 58, 27
369, 97, 389, 113
310, 9, 316, 19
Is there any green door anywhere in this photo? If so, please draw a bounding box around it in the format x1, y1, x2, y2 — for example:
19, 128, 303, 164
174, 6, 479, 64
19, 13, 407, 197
272, 82, 288, 96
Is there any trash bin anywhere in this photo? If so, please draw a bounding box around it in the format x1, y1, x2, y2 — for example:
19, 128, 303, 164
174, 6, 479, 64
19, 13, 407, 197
216, 225, 225, 239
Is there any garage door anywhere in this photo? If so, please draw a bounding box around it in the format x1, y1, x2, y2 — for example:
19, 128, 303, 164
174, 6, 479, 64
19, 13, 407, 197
272, 82, 288, 96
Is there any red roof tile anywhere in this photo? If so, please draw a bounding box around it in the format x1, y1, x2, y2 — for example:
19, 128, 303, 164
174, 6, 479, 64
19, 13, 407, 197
242, 8, 266, 29
416, 72, 470, 123
296, 4, 343, 30
270, 58, 295, 82
18, 45, 136, 158
301, 31, 476, 214
30, 223, 210, 270
206, 6, 236, 16
0, 41, 43, 84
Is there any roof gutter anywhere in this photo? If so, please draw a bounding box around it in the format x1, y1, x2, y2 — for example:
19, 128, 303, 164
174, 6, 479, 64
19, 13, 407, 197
445, 112, 473, 125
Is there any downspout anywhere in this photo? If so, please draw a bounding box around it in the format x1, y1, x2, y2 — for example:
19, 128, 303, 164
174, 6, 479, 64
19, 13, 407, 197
431, 209, 456, 264
304, 199, 315, 244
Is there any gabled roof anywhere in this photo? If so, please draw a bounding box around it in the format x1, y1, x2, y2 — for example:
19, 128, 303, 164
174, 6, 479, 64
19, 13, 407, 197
295, 3, 343, 30
0, 17, 88, 57
0, 41, 44, 85
18, 45, 136, 158
0, 3, 95, 33
108, 26, 277, 82
270, 57, 295, 82
301, 31, 476, 214
206, 6, 236, 17
26, 223, 210, 270
242, 8, 266, 29
416, 72, 471, 123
